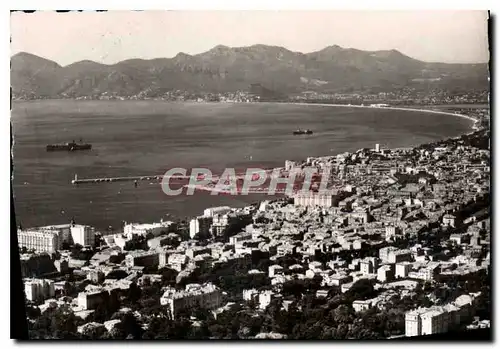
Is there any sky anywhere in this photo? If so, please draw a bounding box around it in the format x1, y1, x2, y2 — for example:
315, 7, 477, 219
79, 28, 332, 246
10, 10, 489, 66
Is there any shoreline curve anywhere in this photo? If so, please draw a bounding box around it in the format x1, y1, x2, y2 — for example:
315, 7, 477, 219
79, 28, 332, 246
267, 102, 478, 125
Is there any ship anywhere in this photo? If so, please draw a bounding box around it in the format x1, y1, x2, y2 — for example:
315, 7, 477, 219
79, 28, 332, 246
293, 129, 313, 135
46, 140, 92, 152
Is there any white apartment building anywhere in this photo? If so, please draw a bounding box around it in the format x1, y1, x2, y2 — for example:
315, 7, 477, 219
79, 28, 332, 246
160, 283, 222, 319
360, 257, 378, 275
395, 262, 412, 279
406, 307, 449, 337
158, 248, 177, 267
124, 220, 174, 239
405, 293, 481, 337
421, 309, 447, 335
417, 264, 440, 281
377, 265, 394, 283
18, 230, 60, 253
322, 274, 351, 287
38, 224, 72, 244
24, 278, 55, 302
405, 310, 423, 337
211, 214, 232, 236
385, 225, 401, 241
203, 206, 232, 217
71, 224, 96, 247
293, 191, 335, 208
167, 254, 189, 272
77, 290, 108, 310
189, 217, 213, 239
388, 249, 412, 264
379, 246, 398, 263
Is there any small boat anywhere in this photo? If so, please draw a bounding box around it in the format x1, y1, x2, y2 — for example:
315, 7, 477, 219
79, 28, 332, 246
293, 129, 313, 135
46, 139, 92, 152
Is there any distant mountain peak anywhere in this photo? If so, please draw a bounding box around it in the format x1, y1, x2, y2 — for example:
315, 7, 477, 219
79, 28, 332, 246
66, 59, 105, 67
12, 51, 39, 59
210, 45, 231, 51
11, 51, 62, 69
174, 52, 192, 58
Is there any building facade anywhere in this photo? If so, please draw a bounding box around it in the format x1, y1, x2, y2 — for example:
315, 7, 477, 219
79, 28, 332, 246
18, 230, 60, 253
125, 250, 160, 268
160, 283, 222, 319
124, 221, 175, 240
77, 290, 108, 310
189, 217, 213, 239
293, 192, 335, 208
24, 278, 55, 302
71, 224, 96, 247
203, 206, 232, 217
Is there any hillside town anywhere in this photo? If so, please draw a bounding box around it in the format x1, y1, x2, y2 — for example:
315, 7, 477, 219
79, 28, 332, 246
12, 87, 489, 106
17, 108, 491, 339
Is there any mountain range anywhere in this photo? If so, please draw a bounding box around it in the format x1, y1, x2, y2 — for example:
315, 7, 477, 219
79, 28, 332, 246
11, 44, 489, 99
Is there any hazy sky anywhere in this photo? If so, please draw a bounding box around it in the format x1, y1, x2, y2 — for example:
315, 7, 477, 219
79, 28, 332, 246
11, 11, 489, 66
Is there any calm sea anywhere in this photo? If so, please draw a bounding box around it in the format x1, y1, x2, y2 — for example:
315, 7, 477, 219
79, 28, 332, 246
11, 100, 472, 230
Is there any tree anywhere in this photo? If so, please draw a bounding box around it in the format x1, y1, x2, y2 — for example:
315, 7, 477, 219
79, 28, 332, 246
159, 267, 178, 287
332, 304, 354, 324
125, 282, 142, 305
347, 278, 376, 301
116, 312, 144, 339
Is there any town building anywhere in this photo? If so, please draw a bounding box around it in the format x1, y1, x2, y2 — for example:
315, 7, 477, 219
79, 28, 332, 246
203, 206, 232, 217
124, 220, 174, 239
189, 217, 213, 239
395, 262, 412, 279
168, 254, 189, 272
160, 283, 222, 319
377, 265, 395, 283
293, 191, 335, 208
24, 278, 55, 302
379, 246, 398, 263
77, 290, 108, 310
125, 250, 159, 268
18, 230, 60, 253
71, 224, 96, 247
405, 293, 481, 337
388, 249, 412, 264
385, 225, 401, 241
360, 257, 379, 275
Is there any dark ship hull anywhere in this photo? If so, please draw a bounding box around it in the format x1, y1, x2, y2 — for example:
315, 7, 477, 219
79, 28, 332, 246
46, 143, 92, 152
293, 130, 313, 135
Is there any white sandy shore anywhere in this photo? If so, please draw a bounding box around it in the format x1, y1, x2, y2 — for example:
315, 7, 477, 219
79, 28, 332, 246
276, 102, 479, 124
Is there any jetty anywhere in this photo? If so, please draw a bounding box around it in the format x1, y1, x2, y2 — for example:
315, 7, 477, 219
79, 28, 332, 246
71, 174, 190, 185
70, 168, 288, 185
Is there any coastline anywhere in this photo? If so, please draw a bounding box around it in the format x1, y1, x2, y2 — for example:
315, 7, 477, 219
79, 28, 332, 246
270, 102, 479, 124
